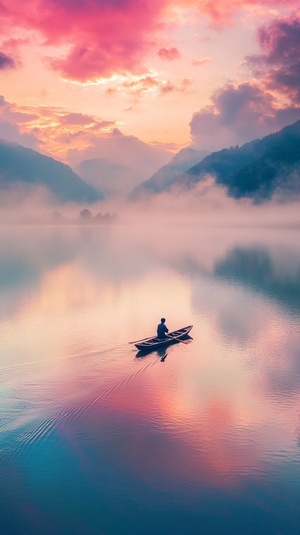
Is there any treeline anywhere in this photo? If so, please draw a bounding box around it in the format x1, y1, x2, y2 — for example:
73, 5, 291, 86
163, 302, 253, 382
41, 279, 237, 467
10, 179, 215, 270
19, 209, 118, 225
77, 209, 117, 223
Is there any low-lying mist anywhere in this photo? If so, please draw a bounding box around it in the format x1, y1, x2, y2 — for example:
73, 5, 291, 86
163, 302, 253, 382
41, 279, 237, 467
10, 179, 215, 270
0, 177, 299, 229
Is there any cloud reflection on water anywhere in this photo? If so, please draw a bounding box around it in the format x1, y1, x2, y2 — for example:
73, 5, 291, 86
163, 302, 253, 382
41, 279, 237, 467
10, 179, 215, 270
0, 223, 300, 534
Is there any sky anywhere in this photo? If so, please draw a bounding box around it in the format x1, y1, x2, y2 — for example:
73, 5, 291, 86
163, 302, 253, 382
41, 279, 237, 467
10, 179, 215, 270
0, 0, 300, 168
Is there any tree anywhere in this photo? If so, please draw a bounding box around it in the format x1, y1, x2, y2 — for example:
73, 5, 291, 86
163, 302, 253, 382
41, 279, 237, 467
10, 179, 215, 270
79, 208, 92, 220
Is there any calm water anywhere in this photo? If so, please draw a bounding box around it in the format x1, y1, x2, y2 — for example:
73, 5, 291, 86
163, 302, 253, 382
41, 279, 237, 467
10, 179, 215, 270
0, 224, 300, 534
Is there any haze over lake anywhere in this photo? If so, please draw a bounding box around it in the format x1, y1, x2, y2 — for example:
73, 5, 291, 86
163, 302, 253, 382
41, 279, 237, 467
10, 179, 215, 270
0, 223, 299, 534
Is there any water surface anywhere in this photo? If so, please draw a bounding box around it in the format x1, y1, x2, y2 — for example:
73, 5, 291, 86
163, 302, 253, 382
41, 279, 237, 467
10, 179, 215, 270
0, 225, 300, 534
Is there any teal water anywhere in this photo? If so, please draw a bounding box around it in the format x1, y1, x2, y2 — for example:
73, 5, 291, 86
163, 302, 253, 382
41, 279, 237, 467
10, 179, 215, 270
0, 225, 300, 534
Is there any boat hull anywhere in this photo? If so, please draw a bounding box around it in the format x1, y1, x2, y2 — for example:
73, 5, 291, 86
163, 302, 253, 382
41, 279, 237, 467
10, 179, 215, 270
134, 325, 193, 351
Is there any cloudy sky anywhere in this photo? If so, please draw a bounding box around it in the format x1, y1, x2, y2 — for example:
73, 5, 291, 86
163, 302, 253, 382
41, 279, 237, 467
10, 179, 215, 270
0, 0, 300, 166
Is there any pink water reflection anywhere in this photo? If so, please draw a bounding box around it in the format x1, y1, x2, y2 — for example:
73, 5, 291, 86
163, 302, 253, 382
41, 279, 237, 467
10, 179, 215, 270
0, 225, 299, 495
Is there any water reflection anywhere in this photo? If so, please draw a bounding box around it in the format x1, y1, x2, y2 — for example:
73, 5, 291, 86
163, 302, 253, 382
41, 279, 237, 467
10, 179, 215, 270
135, 346, 174, 361
135, 335, 193, 361
214, 246, 300, 314
0, 225, 300, 534
1, 226, 299, 319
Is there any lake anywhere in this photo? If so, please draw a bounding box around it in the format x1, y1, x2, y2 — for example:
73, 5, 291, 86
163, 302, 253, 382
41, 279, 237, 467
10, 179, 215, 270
0, 224, 300, 534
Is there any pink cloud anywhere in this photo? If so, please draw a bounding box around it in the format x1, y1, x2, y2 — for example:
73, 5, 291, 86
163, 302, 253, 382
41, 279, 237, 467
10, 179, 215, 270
158, 47, 181, 60
190, 81, 300, 150
192, 57, 212, 66
1, 0, 299, 82
190, 13, 300, 150
2, 0, 168, 81
177, 0, 299, 26
247, 15, 300, 103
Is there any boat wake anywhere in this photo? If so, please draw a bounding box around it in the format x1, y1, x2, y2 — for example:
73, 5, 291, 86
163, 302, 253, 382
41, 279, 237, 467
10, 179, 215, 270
0, 349, 158, 464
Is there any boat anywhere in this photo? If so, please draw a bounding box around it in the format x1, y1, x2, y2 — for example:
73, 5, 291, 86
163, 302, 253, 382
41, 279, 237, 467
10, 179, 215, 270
133, 325, 193, 351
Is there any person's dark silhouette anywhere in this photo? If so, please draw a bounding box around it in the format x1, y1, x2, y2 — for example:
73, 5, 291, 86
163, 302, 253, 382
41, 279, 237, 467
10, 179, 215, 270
157, 318, 169, 340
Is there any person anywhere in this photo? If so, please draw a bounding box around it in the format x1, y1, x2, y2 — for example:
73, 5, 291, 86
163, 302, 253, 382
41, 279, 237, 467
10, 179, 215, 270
157, 318, 169, 340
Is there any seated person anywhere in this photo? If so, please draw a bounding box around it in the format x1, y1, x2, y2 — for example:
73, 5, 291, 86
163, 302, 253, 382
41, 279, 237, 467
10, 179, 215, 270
157, 318, 169, 340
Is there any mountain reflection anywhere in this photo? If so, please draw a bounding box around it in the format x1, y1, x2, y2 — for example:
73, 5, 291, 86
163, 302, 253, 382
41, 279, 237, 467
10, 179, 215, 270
214, 246, 300, 315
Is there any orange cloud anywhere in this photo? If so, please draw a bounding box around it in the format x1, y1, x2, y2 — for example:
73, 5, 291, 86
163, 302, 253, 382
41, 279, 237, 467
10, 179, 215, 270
0, 99, 118, 161
192, 56, 212, 66
105, 73, 192, 100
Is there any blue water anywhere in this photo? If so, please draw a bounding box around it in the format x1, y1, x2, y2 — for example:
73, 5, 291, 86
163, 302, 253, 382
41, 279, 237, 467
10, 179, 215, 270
0, 225, 300, 534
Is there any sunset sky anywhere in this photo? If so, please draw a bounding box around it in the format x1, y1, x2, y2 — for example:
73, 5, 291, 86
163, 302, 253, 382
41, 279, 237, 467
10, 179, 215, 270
0, 0, 300, 167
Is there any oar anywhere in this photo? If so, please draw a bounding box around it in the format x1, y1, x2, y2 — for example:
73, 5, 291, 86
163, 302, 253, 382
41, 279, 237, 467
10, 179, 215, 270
129, 335, 154, 344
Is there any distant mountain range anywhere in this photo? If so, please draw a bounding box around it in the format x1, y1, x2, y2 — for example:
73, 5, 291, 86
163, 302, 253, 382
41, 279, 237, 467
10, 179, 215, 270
0, 140, 101, 203
131, 147, 209, 198
71, 128, 171, 196
0, 137, 210, 203
1, 120, 300, 205
74, 157, 142, 197
132, 121, 300, 201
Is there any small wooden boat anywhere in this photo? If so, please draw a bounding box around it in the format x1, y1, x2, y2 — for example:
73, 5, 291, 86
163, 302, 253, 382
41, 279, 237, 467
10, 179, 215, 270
134, 325, 193, 351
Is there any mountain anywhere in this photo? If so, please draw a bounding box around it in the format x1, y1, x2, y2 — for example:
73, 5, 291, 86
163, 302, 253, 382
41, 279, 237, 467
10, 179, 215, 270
0, 139, 101, 203
69, 128, 171, 183
74, 158, 142, 197
130, 147, 209, 197
131, 121, 300, 201
183, 120, 300, 201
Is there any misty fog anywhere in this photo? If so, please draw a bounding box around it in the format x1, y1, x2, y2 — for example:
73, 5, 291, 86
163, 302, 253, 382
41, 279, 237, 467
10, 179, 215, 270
0, 175, 299, 230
